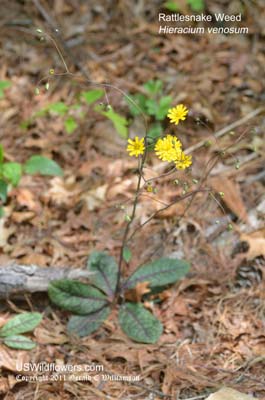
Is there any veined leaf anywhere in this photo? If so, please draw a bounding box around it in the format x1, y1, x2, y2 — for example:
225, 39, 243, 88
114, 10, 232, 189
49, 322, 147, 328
67, 306, 110, 337
123, 258, 190, 290
81, 89, 104, 105
2, 162, 22, 186
4, 335, 36, 350
118, 302, 162, 343
87, 252, 118, 297
24, 156, 63, 176
0, 312, 42, 337
0, 180, 8, 203
48, 280, 108, 315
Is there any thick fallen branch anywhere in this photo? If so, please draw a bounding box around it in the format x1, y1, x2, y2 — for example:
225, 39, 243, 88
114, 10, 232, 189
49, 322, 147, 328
0, 264, 92, 298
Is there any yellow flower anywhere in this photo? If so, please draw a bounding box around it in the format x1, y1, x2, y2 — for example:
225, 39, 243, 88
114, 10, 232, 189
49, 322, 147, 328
167, 104, 188, 125
127, 136, 145, 157
155, 135, 182, 162
174, 152, 192, 170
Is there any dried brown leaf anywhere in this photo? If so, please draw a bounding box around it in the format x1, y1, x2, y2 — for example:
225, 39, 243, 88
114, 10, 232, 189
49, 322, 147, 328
34, 326, 68, 345
0, 346, 30, 372
125, 281, 151, 303
210, 176, 248, 223
241, 230, 265, 260
15, 188, 39, 211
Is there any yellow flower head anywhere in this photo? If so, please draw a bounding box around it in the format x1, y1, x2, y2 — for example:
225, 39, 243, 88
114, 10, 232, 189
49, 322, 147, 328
127, 136, 145, 157
174, 151, 192, 170
155, 134, 182, 162
167, 104, 188, 125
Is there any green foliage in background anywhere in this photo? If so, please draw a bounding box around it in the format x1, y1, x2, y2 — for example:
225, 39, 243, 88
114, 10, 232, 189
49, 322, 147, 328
0, 80, 11, 98
0, 312, 42, 350
164, 0, 205, 12
48, 251, 190, 344
25, 88, 129, 138
0, 144, 63, 216
24, 80, 174, 144
127, 79, 172, 142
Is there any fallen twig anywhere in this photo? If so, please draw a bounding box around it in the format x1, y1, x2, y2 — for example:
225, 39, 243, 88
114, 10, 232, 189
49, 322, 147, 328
185, 106, 264, 154
0, 264, 92, 297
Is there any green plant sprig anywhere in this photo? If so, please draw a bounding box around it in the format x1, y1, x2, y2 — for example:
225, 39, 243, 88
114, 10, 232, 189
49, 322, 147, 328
0, 145, 63, 216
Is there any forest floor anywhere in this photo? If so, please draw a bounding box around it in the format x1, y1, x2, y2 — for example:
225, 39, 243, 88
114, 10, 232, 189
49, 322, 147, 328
0, 1, 265, 399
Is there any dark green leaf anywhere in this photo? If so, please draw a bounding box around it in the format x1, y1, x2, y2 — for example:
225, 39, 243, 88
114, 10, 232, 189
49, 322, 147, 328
0, 206, 4, 218
0, 80, 11, 98
82, 89, 104, 104
25, 156, 63, 176
87, 252, 118, 297
64, 117, 78, 134
4, 335, 36, 350
0, 180, 8, 203
48, 280, 108, 315
119, 302, 162, 343
123, 258, 190, 290
123, 246, 132, 263
67, 306, 110, 337
0, 312, 42, 337
2, 163, 22, 186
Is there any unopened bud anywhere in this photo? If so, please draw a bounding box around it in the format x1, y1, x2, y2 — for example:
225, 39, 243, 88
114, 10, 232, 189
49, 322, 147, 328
204, 140, 212, 147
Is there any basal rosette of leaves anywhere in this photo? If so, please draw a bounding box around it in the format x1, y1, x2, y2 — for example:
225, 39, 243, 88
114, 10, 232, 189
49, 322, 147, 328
48, 252, 190, 344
